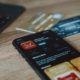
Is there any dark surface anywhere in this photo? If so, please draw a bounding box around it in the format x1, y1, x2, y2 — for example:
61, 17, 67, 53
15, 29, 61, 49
0, 3, 25, 32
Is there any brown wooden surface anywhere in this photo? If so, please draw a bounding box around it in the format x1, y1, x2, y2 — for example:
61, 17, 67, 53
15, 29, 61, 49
0, 0, 80, 80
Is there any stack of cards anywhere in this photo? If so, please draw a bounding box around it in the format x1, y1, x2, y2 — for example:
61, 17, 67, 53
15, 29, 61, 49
51, 16, 80, 51
16, 12, 63, 33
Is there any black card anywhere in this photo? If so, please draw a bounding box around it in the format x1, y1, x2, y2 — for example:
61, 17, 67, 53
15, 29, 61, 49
13, 30, 80, 80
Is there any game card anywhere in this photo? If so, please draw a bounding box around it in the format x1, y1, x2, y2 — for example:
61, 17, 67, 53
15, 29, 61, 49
51, 16, 80, 51
13, 30, 80, 80
44, 62, 78, 80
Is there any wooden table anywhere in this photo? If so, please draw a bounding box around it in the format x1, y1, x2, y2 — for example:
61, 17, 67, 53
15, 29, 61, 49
0, 0, 80, 80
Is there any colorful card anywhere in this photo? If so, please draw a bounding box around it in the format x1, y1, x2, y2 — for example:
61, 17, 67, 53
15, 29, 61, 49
51, 16, 80, 38
44, 62, 78, 80
13, 30, 80, 80
51, 16, 80, 51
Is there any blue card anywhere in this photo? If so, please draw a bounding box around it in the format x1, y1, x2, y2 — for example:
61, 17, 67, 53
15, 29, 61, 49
51, 16, 80, 38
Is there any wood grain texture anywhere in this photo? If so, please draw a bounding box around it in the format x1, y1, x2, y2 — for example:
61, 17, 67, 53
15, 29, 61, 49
0, 0, 80, 80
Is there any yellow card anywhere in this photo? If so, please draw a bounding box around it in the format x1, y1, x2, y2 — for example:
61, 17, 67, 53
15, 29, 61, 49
44, 62, 77, 79
71, 57, 80, 71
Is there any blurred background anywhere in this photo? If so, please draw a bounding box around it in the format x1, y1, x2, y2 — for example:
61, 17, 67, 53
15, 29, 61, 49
0, 0, 80, 33
0, 0, 80, 80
